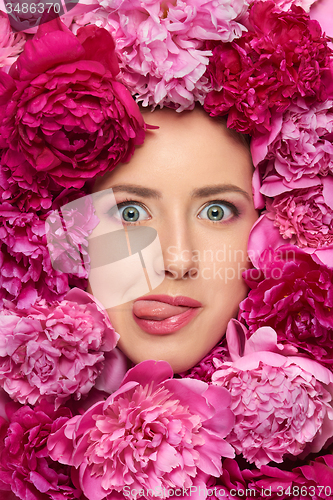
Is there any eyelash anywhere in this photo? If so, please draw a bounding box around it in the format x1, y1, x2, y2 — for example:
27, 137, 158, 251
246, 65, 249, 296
107, 198, 240, 225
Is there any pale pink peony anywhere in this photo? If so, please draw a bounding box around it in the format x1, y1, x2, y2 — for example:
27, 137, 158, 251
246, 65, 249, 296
251, 99, 333, 196
0, 149, 64, 212
48, 360, 235, 500
0, 203, 70, 309
71, 0, 249, 111
212, 320, 333, 467
0, 11, 26, 73
252, 0, 318, 12
0, 288, 119, 407
310, 0, 333, 44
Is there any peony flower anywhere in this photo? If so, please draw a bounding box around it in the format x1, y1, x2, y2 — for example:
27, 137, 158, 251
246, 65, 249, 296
0, 18, 146, 189
251, 99, 333, 197
0, 288, 119, 407
240, 245, 333, 367
204, 1, 333, 134
253, 0, 318, 12
0, 149, 65, 212
212, 320, 333, 467
48, 360, 235, 500
72, 0, 249, 111
0, 400, 81, 500
0, 202, 71, 309
0, 11, 26, 72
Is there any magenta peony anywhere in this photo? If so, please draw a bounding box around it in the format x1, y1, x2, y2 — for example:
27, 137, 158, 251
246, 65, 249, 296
240, 246, 333, 367
48, 360, 235, 500
0, 288, 119, 407
0, 11, 26, 73
75, 0, 248, 111
0, 202, 71, 309
0, 18, 146, 189
0, 400, 81, 500
212, 320, 333, 467
265, 177, 333, 249
204, 1, 333, 134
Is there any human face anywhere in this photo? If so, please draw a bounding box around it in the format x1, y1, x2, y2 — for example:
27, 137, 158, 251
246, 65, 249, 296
87, 107, 258, 373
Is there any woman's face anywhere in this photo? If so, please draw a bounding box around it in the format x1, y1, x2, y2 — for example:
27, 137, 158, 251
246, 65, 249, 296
88, 107, 258, 372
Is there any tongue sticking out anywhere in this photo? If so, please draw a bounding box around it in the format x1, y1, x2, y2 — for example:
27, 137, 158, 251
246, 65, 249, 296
133, 300, 190, 320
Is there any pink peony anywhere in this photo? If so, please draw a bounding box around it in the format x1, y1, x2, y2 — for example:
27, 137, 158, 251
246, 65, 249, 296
263, 176, 333, 250
74, 0, 249, 111
212, 320, 333, 467
0, 202, 70, 309
240, 246, 333, 367
251, 99, 333, 196
0, 400, 81, 500
48, 360, 235, 500
180, 341, 228, 383
204, 1, 333, 134
0, 191, 96, 309
0, 18, 146, 189
0, 11, 26, 73
0, 288, 119, 407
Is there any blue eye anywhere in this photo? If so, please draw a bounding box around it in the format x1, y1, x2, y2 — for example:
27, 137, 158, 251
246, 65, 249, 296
198, 202, 235, 222
109, 202, 150, 224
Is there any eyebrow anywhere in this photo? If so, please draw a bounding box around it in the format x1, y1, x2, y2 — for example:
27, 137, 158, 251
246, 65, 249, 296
96, 183, 251, 201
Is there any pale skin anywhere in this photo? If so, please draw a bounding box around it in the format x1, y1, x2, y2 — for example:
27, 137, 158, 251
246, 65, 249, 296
87, 107, 258, 373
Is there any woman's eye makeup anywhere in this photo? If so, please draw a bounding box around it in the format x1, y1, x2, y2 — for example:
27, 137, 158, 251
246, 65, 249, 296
107, 200, 151, 224
198, 201, 239, 223
106, 199, 240, 225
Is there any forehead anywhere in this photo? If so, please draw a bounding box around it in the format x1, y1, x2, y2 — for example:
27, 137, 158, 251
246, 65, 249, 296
93, 107, 253, 193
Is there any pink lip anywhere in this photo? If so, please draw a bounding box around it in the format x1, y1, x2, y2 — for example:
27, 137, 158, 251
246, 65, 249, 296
134, 294, 202, 308
132, 295, 202, 335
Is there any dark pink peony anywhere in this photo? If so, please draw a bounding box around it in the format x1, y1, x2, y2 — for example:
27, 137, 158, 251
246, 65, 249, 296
0, 149, 65, 212
0, 18, 146, 189
48, 360, 235, 500
0, 400, 81, 500
0, 202, 70, 309
0, 191, 96, 308
204, 1, 333, 134
0, 288, 119, 407
239, 246, 333, 367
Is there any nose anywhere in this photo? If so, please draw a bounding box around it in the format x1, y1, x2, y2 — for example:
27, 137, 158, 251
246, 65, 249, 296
158, 219, 199, 280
